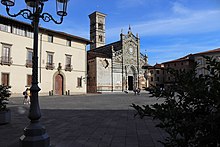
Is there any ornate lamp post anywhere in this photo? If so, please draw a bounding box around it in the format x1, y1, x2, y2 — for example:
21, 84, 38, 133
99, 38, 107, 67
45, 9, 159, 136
1, 0, 69, 146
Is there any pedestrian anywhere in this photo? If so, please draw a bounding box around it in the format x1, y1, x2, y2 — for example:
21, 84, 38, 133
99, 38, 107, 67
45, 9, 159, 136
137, 88, 140, 95
133, 89, 137, 95
23, 88, 31, 104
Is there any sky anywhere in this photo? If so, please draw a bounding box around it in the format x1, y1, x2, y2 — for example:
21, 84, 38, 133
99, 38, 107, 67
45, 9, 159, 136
1, 0, 220, 65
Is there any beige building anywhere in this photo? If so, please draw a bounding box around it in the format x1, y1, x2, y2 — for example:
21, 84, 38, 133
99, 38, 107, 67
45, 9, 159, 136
193, 48, 220, 76
87, 11, 148, 93
145, 48, 220, 88
0, 15, 90, 96
162, 54, 195, 85
147, 63, 165, 87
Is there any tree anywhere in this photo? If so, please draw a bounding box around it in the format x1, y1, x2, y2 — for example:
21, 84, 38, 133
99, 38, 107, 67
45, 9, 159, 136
131, 56, 220, 146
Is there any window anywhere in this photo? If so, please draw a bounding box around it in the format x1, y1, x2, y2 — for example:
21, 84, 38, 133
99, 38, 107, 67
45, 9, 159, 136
0, 23, 10, 32
26, 29, 33, 38
48, 35, 53, 43
197, 68, 203, 76
98, 23, 103, 30
27, 75, 32, 86
26, 49, 33, 68
197, 58, 203, 65
46, 52, 54, 70
66, 39, 71, 47
99, 35, 103, 42
1, 44, 12, 65
12, 26, 25, 36
47, 54, 53, 64
1, 73, 9, 86
65, 55, 72, 71
77, 77, 82, 87
156, 70, 160, 74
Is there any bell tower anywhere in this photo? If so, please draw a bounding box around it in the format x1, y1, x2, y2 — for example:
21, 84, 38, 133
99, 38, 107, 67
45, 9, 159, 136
89, 11, 106, 50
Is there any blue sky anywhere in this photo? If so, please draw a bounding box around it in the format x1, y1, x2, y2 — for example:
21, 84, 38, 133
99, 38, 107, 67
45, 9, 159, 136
1, 0, 220, 65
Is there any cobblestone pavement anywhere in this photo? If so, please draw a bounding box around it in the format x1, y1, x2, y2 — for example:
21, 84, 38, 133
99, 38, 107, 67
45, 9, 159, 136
0, 92, 167, 147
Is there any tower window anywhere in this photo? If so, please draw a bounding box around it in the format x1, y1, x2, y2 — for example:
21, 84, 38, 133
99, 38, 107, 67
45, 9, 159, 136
99, 35, 103, 42
98, 23, 103, 30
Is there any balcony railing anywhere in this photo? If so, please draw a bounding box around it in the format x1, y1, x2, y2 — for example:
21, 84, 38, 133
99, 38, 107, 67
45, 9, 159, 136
46, 62, 55, 70
26, 59, 32, 68
0, 56, 12, 65
65, 64, 73, 71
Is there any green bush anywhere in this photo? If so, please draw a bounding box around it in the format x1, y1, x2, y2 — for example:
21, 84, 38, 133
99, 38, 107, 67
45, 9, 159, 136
0, 85, 11, 111
131, 56, 220, 146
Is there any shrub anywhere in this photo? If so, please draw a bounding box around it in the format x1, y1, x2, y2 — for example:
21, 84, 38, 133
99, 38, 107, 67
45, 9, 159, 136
0, 85, 11, 111
131, 56, 220, 146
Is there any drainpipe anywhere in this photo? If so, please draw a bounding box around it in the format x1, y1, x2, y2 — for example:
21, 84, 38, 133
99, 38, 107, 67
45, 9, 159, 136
39, 33, 42, 83
111, 46, 114, 92
85, 45, 87, 93
137, 37, 140, 89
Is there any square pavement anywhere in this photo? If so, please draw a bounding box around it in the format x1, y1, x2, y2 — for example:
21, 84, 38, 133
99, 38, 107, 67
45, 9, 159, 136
0, 92, 167, 147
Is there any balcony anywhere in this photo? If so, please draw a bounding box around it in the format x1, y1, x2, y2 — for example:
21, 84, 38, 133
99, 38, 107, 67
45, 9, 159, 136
65, 64, 73, 71
46, 62, 55, 70
26, 60, 32, 68
0, 56, 12, 66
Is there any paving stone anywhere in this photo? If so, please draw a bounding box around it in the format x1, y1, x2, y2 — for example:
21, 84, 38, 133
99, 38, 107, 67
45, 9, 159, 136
2, 93, 167, 147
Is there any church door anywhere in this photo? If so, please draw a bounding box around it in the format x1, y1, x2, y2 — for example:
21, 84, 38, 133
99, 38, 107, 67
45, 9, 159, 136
128, 76, 133, 90
55, 74, 63, 95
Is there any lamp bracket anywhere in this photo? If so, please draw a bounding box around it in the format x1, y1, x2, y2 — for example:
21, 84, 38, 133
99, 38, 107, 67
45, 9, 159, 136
4, 2, 63, 24
41, 13, 63, 24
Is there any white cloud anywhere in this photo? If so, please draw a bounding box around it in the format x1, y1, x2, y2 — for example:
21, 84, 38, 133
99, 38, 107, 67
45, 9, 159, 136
106, 9, 220, 39
172, 2, 190, 15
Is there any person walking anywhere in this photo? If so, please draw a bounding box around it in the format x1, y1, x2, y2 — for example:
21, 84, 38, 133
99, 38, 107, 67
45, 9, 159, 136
23, 88, 31, 104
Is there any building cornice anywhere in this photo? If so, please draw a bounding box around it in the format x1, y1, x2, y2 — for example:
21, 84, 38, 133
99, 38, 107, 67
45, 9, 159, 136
0, 15, 91, 45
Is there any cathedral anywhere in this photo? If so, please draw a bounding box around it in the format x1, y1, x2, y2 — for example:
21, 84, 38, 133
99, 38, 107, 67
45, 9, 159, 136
87, 11, 148, 93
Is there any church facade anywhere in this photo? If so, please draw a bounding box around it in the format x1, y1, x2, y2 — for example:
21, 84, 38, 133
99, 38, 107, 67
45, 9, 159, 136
87, 11, 148, 93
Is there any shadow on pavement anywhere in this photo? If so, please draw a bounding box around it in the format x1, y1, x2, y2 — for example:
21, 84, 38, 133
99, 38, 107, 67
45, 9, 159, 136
0, 107, 167, 147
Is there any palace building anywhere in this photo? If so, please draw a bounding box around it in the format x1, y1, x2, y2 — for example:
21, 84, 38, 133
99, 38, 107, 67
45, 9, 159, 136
0, 15, 90, 96
87, 11, 148, 93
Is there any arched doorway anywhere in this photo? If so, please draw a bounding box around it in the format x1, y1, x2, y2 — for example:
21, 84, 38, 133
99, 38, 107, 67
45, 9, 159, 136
55, 74, 63, 95
127, 65, 137, 91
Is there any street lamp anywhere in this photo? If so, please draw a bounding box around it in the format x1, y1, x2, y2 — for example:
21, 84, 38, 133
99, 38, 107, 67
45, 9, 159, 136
1, 0, 69, 146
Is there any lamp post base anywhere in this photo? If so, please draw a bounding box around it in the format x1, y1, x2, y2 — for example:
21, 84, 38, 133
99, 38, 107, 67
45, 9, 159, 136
19, 121, 50, 147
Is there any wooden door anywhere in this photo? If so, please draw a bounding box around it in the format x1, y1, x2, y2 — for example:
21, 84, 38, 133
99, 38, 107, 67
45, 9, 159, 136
55, 74, 63, 95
